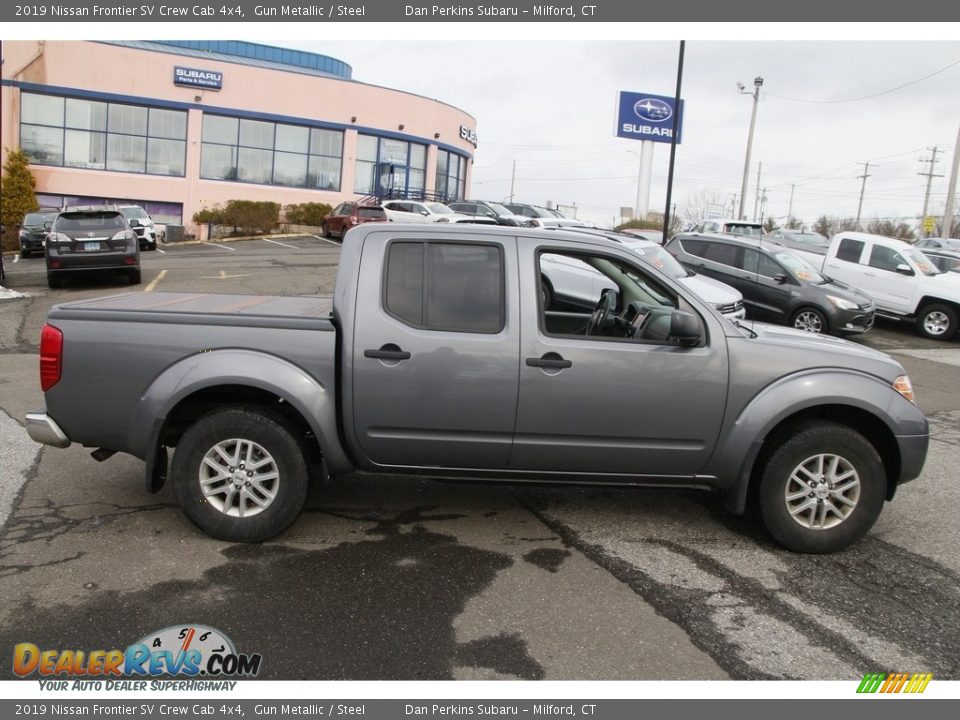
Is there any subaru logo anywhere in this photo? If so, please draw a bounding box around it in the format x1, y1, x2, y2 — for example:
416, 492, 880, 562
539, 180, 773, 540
633, 98, 672, 123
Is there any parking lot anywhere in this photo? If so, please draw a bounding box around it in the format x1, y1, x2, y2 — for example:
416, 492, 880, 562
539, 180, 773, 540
1, 236, 959, 681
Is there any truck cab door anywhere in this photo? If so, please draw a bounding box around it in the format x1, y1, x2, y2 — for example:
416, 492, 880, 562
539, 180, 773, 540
511, 239, 729, 478
857, 243, 917, 313
349, 232, 520, 469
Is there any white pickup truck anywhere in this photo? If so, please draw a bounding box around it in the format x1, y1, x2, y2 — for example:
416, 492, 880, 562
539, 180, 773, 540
806, 231, 960, 340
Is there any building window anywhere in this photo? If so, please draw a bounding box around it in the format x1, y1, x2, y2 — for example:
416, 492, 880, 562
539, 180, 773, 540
20, 92, 186, 177
436, 149, 468, 201
200, 114, 343, 191
354, 134, 428, 197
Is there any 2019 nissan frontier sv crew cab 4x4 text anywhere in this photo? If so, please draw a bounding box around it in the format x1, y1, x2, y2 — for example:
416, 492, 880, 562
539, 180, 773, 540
26, 225, 928, 553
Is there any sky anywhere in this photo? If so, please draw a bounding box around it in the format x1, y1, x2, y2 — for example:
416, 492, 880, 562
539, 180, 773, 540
296, 38, 960, 228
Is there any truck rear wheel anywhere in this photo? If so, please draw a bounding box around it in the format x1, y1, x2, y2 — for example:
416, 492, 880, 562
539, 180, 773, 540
170, 407, 309, 542
758, 421, 885, 553
916, 303, 957, 340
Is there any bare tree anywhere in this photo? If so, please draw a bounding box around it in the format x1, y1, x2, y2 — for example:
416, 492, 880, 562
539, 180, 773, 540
866, 219, 916, 241
681, 187, 733, 224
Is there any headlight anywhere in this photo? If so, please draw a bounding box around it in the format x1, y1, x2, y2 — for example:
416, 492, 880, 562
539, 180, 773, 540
826, 295, 858, 311
19, 230, 29, 240
893, 375, 915, 404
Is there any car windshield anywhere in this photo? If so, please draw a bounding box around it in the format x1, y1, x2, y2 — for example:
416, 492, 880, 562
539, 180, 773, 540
771, 249, 827, 283
358, 207, 386, 219
905, 248, 941, 276
725, 223, 763, 236
427, 203, 454, 214
630, 245, 688, 280
120, 207, 149, 220
789, 232, 830, 248
24, 211, 59, 225
486, 202, 512, 216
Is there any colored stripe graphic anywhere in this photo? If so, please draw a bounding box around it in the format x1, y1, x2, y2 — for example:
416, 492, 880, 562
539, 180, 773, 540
857, 672, 932, 694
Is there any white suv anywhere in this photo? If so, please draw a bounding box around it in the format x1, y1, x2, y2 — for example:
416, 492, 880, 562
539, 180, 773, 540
117, 205, 158, 250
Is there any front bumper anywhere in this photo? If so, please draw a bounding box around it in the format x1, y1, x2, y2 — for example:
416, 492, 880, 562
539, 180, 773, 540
896, 432, 929, 487
25, 411, 71, 448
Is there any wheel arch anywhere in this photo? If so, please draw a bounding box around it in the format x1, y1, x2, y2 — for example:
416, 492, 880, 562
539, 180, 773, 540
712, 370, 919, 514
133, 349, 352, 492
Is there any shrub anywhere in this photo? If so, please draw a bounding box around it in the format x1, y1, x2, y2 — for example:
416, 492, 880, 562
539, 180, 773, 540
284, 202, 333, 226
192, 201, 280, 234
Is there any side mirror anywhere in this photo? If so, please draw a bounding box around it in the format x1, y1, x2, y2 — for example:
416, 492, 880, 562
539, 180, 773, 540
420, 210, 429, 216
44, 221, 53, 230
670, 310, 703, 347
774, 273, 789, 284
895, 263, 914, 276
128, 219, 141, 228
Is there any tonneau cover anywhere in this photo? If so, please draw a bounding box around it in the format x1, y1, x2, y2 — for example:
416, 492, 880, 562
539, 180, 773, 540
54, 292, 334, 319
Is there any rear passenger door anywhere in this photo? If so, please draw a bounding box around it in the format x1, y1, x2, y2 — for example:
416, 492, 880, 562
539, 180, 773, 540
351, 232, 520, 469
823, 236, 867, 287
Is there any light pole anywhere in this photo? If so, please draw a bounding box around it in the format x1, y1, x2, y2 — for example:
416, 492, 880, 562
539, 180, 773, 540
738, 76, 763, 220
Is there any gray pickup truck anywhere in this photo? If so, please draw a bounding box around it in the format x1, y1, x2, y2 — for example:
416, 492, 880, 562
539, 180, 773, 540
26, 225, 929, 553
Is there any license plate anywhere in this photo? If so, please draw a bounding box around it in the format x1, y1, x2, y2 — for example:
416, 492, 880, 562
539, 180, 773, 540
83, 241, 101, 251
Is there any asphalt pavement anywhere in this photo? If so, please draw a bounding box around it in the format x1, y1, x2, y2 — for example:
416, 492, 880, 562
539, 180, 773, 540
0, 236, 958, 681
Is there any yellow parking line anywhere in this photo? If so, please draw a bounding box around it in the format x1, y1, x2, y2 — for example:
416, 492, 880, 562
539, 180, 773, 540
144, 269, 168, 292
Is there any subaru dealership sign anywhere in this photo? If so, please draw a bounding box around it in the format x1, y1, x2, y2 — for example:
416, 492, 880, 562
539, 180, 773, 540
174, 66, 223, 90
616, 91, 683, 144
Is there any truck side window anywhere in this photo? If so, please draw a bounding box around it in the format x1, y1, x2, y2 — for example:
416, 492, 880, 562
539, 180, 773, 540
384, 241, 504, 334
868, 245, 908, 273
836, 238, 865, 263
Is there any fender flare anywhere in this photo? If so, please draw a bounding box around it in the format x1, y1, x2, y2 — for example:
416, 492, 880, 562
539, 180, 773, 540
708, 369, 921, 514
131, 349, 353, 491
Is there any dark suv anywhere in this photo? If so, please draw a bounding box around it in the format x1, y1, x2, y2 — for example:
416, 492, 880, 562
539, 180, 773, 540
45, 207, 141, 288
18, 209, 60, 258
321, 203, 387, 239
665, 233, 874, 335
447, 200, 524, 226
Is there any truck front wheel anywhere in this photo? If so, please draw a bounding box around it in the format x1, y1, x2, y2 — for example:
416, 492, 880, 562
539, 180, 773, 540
170, 407, 309, 542
758, 422, 885, 553
916, 303, 957, 340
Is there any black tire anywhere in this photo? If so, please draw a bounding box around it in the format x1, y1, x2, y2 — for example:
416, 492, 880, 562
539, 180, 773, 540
128, 269, 142, 285
321, 222, 331, 239
758, 421, 885, 553
790, 306, 828, 334
170, 407, 309, 542
47, 272, 63, 289
916, 303, 957, 340
541, 276, 554, 310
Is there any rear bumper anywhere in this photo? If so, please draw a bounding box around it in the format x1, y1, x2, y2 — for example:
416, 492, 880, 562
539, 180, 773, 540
25, 411, 71, 448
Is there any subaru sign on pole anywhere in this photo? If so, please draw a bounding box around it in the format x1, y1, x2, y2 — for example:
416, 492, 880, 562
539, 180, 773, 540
617, 91, 683, 143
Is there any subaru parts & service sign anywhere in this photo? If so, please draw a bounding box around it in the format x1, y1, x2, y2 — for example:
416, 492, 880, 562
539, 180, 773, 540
174, 66, 223, 90
616, 91, 684, 143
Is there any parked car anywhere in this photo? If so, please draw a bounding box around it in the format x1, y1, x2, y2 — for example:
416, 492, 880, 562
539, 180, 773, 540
381, 200, 496, 225
542, 227, 745, 320
920, 248, 960, 274
447, 200, 525, 226
321, 202, 388, 239
503, 203, 564, 220
666, 232, 874, 335
690, 218, 764, 237
18, 209, 60, 258
618, 228, 665, 245
766, 228, 831, 268
524, 217, 593, 229
915, 237, 960, 251
26, 224, 927, 553
117, 205, 158, 251
45, 206, 141, 288
809, 232, 960, 340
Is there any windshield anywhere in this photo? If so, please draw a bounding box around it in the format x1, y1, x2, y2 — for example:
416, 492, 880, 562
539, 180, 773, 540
789, 232, 829, 248
630, 245, 688, 280
724, 223, 763, 236
120, 207, 149, 220
427, 203, 454, 214
906, 248, 941, 276
771, 250, 827, 283
486, 202, 512, 216
24, 211, 59, 225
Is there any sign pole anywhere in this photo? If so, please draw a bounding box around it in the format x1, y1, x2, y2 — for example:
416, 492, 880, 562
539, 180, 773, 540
663, 40, 685, 239
637, 141, 654, 218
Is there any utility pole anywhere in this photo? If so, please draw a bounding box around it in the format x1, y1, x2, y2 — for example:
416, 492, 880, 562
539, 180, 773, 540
753, 161, 763, 222
509, 160, 516, 203
919, 146, 943, 237
787, 184, 795, 221
760, 187, 769, 225
943, 125, 960, 239
738, 76, 763, 220
855, 161, 871, 228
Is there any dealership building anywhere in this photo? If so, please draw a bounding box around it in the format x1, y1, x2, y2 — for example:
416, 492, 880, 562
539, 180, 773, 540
1, 40, 477, 232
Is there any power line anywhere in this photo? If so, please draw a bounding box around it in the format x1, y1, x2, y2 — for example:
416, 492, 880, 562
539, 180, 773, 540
764, 57, 960, 104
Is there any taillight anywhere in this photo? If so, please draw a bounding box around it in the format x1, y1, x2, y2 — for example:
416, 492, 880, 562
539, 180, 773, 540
40, 324, 63, 392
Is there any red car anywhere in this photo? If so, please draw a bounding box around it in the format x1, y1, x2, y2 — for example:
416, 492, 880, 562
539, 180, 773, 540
321, 202, 387, 239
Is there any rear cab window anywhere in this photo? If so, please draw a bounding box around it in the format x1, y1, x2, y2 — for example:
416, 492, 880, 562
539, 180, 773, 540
835, 238, 866, 263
